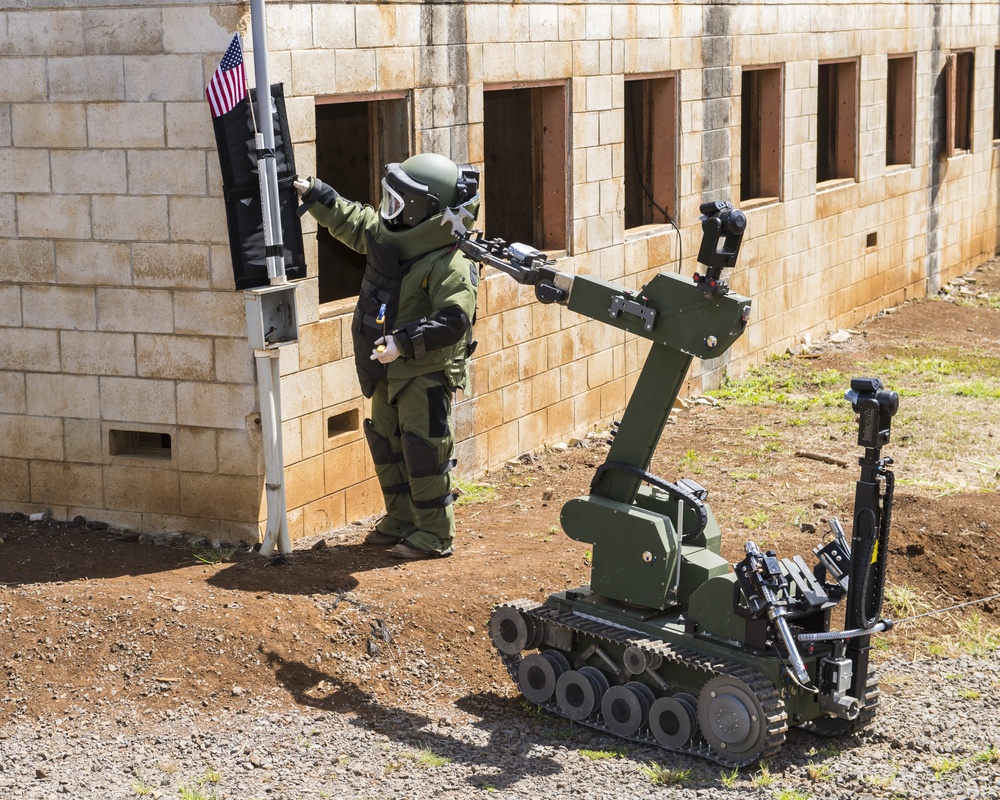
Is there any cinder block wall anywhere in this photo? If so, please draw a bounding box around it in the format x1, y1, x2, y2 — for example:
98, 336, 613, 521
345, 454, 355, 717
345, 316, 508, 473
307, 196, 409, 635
1, 1, 997, 543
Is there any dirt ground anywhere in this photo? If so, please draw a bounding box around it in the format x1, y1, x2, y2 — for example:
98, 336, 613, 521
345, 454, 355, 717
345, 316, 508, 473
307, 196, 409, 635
2, 259, 999, 731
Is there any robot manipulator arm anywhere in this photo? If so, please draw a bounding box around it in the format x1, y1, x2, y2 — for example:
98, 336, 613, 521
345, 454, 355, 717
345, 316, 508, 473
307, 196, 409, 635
456, 231, 574, 305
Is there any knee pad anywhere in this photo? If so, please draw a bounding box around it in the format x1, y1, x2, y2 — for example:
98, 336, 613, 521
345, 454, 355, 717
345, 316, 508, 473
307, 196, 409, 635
400, 432, 456, 478
363, 418, 404, 466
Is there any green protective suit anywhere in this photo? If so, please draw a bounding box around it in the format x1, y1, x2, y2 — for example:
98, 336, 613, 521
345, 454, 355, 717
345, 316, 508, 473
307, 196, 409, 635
302, 178, 480, 554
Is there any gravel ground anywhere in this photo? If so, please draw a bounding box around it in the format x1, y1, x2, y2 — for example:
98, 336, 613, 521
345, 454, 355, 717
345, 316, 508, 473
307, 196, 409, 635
2, 652, 997, 800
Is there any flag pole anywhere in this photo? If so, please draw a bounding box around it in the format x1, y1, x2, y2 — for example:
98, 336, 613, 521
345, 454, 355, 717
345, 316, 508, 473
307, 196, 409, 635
248, 0, 292, 557
249, 0, 286, 286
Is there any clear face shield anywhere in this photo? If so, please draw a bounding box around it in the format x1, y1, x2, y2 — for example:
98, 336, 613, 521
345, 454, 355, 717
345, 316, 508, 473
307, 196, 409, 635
378, 177, 406, 224
379, 163, 436, 229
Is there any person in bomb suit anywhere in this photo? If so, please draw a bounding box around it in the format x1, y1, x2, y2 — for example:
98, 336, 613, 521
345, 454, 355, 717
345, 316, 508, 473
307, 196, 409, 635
294, 154, 480, 559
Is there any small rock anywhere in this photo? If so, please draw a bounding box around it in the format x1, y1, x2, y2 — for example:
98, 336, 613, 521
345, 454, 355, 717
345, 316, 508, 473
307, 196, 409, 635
542, 488, 555, 501
799, 522, 816, 534
71, 515, 87, 527
231, 686, 245, 697
311, 539, 327, 551
830, 329, 852, 343
86, 520, 109, 531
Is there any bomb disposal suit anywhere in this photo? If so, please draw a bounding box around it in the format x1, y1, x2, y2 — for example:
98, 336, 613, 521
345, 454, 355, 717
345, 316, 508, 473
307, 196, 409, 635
296, 154, 480, 557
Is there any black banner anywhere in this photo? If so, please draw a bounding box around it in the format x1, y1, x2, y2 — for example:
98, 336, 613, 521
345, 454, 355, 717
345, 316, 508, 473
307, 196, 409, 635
211, 83, 307, 289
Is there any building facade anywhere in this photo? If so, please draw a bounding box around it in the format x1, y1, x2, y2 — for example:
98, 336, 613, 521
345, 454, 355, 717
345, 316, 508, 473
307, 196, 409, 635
2, 1, 998, 542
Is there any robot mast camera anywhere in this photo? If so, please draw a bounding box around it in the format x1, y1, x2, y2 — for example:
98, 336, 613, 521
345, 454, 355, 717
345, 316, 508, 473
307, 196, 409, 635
694, 201, 747, 297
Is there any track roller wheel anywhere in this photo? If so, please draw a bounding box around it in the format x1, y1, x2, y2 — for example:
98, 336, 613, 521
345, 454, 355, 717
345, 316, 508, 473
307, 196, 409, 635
697, 675, 771, 761
601, 681, 656, 736
518, 650, 570, 704
555, 666, 610, 721
649, 692, 699, 749
490, 605, 543, 655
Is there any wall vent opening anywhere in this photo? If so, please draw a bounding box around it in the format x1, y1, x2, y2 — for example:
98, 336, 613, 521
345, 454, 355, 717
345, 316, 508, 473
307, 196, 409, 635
328, 409, 360, 439
109, 429, 172, 460
866, 232, 878, 248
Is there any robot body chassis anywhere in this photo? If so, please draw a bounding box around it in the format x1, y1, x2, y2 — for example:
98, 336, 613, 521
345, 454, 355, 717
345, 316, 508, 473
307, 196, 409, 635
459, 206, 898, 766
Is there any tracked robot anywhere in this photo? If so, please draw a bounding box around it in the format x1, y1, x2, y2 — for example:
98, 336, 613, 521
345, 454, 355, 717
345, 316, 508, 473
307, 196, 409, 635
457, 202, 898, 766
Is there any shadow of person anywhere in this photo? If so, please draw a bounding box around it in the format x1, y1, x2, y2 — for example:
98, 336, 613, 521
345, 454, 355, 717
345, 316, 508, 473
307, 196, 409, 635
207, 541, 408, 596
263, 651, 564, 789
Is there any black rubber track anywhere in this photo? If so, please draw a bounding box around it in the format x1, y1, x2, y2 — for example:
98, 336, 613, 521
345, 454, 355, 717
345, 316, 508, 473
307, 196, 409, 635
495, 599, 789, 767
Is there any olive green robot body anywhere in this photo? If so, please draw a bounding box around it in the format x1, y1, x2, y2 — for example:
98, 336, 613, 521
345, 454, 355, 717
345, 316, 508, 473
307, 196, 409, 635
462, 204, 898, 766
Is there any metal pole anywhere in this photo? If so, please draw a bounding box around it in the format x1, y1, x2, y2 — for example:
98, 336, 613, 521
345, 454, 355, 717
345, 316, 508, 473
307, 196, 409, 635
248, 0, 292, 556
250, 0, 286, 285
257, 349, 291, 556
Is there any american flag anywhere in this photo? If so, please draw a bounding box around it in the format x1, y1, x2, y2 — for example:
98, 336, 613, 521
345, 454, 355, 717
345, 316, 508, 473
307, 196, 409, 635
205, 34, 247, 118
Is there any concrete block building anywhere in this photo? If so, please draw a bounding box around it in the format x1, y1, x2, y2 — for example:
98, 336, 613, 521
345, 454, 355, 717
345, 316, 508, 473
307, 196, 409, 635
2, 1, 998, 543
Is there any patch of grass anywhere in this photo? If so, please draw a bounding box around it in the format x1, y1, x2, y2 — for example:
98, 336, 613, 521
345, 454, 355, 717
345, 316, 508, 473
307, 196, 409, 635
750, 763, 775, 787
131, 779, 155, 797
742, 510, 769, 530
884, 583, 926, 618
408, 748, 452, 768
454, 479, 498, 505
958, 688, 981, 700
775, 790, 812, 800
579, 747, 625, 760
639, 762, 691, 786
744, 425, 780, 439
926, 641, 949, 657
193, 542, 241, 565
973, 745, 1000, 764
805, 762, 832, 781
731, 471, 760, 481
957, 613, 1000, 656
929, 755, 963, 780
178, 785, 214, 800
719, 766, 740, 787
863, 769, 897, 788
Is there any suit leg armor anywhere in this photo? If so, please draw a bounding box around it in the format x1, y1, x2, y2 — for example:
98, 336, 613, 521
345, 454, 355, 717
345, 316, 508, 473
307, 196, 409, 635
390, 374, 457, 555
366, 384, 415, 528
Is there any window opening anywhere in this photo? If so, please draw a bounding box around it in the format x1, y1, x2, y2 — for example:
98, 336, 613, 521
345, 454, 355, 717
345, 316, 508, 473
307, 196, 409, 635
817, 60, 858, 184
886, 55, 915, 167
740, 66, 782, 201
314, 96, 410, 305
483, 84, 567, 250
624, 75, 677, 228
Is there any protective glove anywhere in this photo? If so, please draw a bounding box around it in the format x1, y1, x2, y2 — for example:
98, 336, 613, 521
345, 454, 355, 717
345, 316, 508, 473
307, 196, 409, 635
370, 335, 401, 364
293, 177, 312, 197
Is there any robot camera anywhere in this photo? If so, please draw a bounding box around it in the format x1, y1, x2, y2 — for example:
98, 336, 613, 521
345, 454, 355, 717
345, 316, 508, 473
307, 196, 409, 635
845, 377, 898, 449
694, 201, 747, 296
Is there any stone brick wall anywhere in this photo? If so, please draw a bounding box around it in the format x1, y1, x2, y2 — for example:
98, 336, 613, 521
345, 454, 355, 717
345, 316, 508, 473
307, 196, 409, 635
1, 1, 998, 543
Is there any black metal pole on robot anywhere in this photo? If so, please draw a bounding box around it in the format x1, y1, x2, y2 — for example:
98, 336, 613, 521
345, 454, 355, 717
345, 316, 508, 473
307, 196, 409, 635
249, 0, 292, 556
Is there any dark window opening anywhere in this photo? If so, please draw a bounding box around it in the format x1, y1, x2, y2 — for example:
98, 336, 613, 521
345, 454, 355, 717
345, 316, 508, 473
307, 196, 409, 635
740, 67, 782, 202
483, 84, 567, 250
624, 75, 677, 228
817, 61, 858, 183
946, 51, 974, 155
109, 429, 172, 460
314, 97, 410, 305
887, 55, 915, 166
